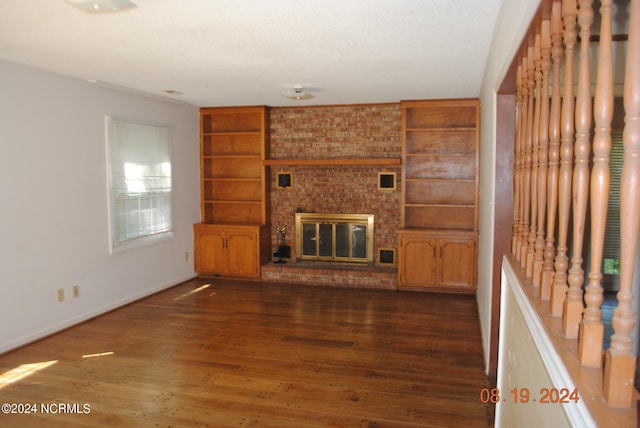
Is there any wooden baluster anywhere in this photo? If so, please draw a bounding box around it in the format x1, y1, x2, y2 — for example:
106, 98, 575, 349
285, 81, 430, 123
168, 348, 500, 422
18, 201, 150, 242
551, 0, 577, 317
534, 21, 551, 289
563, 0, 593, 339
603, 0, 640, 408
513, 64, 524, 257
542, 1, 563, 301
521, 49, 535, 268
517, 57, 529, 262
579, 0, 613, 368
527, 35, 541, 278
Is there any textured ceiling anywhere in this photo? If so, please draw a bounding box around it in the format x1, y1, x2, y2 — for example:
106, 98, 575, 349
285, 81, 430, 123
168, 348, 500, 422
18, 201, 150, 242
0, 0, 504, 107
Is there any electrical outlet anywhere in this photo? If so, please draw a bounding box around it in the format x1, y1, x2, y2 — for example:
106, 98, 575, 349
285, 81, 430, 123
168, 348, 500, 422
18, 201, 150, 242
184, 251, 189, 262
73, 285, 79, 298
57, 288, 65, 302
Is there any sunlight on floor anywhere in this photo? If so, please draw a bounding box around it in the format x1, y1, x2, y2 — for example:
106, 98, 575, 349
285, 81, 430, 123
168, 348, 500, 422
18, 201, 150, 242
0, 360, 58, 389
82, 351, 115, 359
173, 283, 211, 301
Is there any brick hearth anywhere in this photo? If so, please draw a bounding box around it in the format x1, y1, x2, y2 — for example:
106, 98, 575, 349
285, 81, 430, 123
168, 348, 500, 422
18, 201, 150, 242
261, 261, 397, 290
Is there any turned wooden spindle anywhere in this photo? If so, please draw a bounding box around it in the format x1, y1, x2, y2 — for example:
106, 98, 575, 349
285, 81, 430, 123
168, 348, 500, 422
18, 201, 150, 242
527, 35, 542, 278
534, 21, 551, 288
563, 0, 593, 339
542, 1, 563, 301
518, 58, 529, 262
520, 49, 535, 268
551, 0, 577, 317
603, 0, 640, 408
513, 64, 524, 256
579, 0, 613, 368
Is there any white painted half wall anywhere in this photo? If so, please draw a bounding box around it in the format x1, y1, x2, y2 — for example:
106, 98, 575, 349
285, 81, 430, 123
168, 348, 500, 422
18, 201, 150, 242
495, 257, 596, 427
0, 60, 200, 354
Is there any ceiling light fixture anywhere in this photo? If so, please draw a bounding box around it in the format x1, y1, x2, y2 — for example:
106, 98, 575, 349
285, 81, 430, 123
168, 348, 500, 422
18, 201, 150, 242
64, 0, 137, 14
281, 86, 314, 100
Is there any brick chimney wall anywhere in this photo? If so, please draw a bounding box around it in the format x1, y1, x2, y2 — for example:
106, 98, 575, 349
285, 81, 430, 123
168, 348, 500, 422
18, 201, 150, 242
268, 103, 402, 264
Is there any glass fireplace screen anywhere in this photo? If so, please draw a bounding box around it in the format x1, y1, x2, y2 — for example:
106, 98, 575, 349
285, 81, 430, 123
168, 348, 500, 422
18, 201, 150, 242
295, 213, 374, 263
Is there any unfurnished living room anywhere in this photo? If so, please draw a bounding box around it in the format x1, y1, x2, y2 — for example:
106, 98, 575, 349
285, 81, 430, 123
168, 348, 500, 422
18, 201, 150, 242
1, 0, 639, 427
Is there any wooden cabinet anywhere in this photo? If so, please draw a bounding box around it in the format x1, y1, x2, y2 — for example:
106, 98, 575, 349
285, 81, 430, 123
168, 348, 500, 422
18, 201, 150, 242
195, 106, 270, 278
398, 231, 438, 287
398, 229, 477, 292
194, 224, 270, 278
399, 99, 479, 292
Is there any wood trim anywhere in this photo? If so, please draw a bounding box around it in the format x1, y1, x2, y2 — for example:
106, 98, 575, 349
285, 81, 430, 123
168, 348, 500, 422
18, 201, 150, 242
264, 158, 401, 166
489, 93, 516, 383
272, 102, 399, 110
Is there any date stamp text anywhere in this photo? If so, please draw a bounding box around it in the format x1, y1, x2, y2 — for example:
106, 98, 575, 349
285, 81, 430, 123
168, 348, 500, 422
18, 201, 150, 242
479, 387, 580, 404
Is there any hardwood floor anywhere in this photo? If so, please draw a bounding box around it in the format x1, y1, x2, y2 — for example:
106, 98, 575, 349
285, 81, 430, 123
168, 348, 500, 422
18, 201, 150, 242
0, 278, 493, 427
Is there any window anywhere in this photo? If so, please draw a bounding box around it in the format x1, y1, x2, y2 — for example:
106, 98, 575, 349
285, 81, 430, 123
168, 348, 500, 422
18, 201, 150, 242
106, 117, 172, 252
603, 129, 623, 281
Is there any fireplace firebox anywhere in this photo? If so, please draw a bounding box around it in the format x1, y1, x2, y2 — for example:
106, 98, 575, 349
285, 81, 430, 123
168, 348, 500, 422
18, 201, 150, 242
295, 213, 374, 264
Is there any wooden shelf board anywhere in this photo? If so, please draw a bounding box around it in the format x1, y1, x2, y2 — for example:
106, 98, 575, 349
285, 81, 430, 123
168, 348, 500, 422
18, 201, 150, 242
205, 200, 262, 204
204, 177, 262, 181
203, 154, 262, 157
264, 158, 401, 166
404, 203, 475, 208
404, 153, 475, 157
404, 178, 476, 182
202, 131, 262, 136
405, 127, 476, 132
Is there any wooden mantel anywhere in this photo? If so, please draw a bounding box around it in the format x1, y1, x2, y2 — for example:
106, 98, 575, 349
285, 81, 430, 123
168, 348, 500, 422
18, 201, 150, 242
264, 158, 402, 166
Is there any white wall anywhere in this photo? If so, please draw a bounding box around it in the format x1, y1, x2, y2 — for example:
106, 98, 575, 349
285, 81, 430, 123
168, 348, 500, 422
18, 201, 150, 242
0, 60, 200, 353
495, 258, 595, 427
477, 0, 542, 373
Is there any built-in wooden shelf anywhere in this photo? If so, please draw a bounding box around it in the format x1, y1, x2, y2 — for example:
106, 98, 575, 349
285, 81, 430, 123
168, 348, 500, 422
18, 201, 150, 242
264, 158, 401, 166
196, 106, 271, 279
398, 98, 480, 293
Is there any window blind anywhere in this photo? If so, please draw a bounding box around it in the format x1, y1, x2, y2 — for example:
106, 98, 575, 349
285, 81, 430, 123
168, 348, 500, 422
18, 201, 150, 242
107, 117, 172, 251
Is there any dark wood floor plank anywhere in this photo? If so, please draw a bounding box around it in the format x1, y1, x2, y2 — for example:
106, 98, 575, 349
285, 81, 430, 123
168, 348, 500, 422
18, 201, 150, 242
0, 278, 493, 427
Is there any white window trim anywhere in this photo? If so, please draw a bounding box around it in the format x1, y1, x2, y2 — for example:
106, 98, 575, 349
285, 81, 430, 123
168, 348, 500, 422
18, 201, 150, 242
106, 116, 174, 254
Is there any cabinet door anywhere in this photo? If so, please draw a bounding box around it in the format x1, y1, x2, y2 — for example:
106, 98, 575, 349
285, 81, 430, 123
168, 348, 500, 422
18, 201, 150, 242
195, 228, 227, 275
399, 235, 437, 288
226, 230, 259, 277
438, 238, 476, 289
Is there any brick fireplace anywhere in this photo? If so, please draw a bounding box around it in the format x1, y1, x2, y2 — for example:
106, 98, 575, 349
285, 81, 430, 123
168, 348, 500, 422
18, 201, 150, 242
295, 212, 374, 263
260, 103, 402, 289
